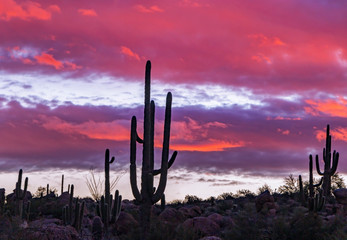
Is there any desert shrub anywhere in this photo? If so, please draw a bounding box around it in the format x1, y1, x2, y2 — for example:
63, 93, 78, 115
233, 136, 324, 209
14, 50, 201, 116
278, 174, 300, 195
222, 205, 268, 240
257, 184, 273, 195
217, 192, 234, 200
235, 189, 255, 198
184, 195, 202, 204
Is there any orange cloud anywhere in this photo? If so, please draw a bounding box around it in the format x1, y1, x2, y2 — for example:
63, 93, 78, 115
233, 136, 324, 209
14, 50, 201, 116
248, 34, 287, 47
252, 53, 272, 64
34, 52, 64, 70
135, 5, 164, 13
40, 116, 129, 141
305, 98, 347, 118
120, 46, 141, 61
171, 140, 245, 152
316, 127, 347, 142
0, 0, 59, 21
32, 51, 81, 70
266, 116, 302, 121
277, 128, 290, 135
78, 9, 97, 16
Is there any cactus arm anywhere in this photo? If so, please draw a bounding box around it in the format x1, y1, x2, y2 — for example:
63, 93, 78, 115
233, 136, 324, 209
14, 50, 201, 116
153, 151, 177, 176
152, 92, 172, 203
313, 177, 323, 187
23, 177, 28, 199
330, 151, 339, 174
130, 116, 142, 201
137, 134, 144, 143
315, 155, 324, 176
150, 101, 155, 171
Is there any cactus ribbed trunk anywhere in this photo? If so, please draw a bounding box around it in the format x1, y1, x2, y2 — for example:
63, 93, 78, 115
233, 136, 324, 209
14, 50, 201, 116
130, 61, 177, 239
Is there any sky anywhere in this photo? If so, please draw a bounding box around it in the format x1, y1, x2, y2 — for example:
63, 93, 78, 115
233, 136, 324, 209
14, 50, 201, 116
1, 0, 347, 201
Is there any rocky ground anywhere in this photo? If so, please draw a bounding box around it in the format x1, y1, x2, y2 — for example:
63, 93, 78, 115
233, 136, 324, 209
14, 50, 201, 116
1, 189, 347, 240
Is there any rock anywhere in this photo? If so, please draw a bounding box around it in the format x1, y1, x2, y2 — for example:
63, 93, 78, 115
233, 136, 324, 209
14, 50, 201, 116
255, 190, 275, 212
333, 188, 347, 204
23, 219, 79, 240
57, 192, 70, 207
115, 212, 139, 235
92, 216, 103, 240
6, 190, 32, 204
199, 237, 222, 240
188, 206, 202, 217
180, 217, 220, 236
207, 213, 223, 226
160, 207, 185, 224
207, 213, 233, 228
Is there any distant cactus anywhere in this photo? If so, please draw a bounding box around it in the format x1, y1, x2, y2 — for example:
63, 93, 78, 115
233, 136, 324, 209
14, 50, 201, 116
95, 149, 122, 233
315, 125, 339, 197
0, 188, 5, 214
104, 149, 115, 213
130, 61, 177, 238
298, 175, 305, 205
308, 155, 324, 211
62, 184, 85, 232
309, 189, 325, 212
161, 194, 166, 211
97, 189, 122, 232
15, 169, 28, 219
61, 174, 64, 195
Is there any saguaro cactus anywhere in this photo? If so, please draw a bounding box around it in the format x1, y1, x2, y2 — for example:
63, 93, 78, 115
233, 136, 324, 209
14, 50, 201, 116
130, 61, 177, 237
308, 155, 323, 211
15, 169, 28, 218
104, 149, 115, 211
315, 125, 339, 197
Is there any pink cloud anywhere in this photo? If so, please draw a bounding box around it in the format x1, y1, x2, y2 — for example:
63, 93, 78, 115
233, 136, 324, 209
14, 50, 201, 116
78, 8, 97, 16
135, 5, 164, 13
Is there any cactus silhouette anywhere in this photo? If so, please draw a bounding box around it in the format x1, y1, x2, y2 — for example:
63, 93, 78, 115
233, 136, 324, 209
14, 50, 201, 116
315, 125, 339, 197
15, 169, 28, 219
130, 60, 177, 238
96, 149, 122, 234
308, 155, 324, 211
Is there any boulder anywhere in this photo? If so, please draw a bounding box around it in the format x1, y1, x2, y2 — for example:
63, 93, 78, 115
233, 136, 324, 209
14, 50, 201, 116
160, 207, 185, 224
180, 217, 220, 236
92, 216, 103, 240
115, 212, 139, 235
22, 219, 79, 240
199, 237, 222, 240
333, 188, 347, 205
255, 190, 275, 212
207, 213, 233, 228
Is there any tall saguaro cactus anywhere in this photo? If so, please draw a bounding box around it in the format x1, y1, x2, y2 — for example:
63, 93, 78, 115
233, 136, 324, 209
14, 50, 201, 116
130, 61, 177, 237
315, 125, 339, 197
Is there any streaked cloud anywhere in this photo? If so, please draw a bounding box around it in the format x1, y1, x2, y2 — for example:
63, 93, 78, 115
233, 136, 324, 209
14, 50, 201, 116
78, 9, 97, 16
